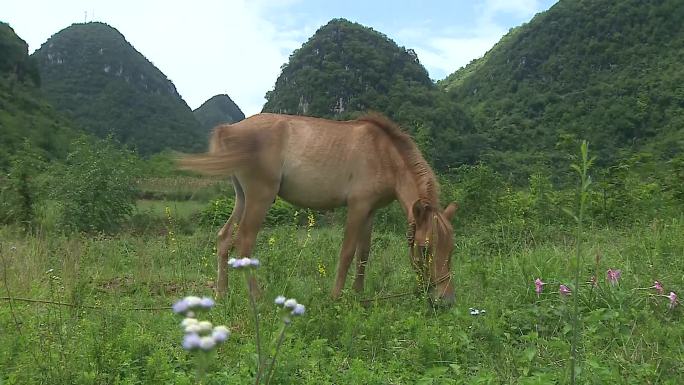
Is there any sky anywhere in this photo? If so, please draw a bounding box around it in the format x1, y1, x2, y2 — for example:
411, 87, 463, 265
4, 0, 557, 116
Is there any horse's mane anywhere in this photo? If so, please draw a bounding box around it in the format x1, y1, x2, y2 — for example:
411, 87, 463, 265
357, 113, 439, 205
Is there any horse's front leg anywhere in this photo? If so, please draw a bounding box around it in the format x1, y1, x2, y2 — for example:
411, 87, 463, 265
234, 183, 277, 297
332, 204, 371, 299
352, 214, 374, 293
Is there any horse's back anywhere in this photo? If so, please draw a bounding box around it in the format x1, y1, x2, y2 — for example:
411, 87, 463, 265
237, 114, 395, 209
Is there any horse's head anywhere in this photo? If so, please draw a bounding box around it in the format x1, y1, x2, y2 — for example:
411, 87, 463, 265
409, 200, 458, 306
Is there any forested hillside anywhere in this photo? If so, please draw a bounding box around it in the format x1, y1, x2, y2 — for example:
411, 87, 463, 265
31, 22, 206, 155
0, 22, 77, 169
441, 0, 684, 177
193, 94, 245, 130
263, 18, 477, 170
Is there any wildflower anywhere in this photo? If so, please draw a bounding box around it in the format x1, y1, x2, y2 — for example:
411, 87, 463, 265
181, 318, 199, 328
228, 257, 260, 269
606, 269, 621, 285
274, 295, 286, 305
199, 336, 216, 351
283, 298, 298, 309
559, 284, 572, 296
182, 333, 201, 351
185, 296, 202, 308
652, 281, 664, 295
185, 323, 202, 334
198, 321, 213, 333
173, 298, 190, 314
212, 325, 230, 342
534, 278, 545, 297
199, 297, 215, 309
291, 303, 305, 316
668, 292, 677, 309
173, 296, 213, 316
468, 307, 485, 316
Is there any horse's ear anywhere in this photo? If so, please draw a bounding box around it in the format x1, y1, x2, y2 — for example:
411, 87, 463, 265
412, 199, 430, 224
443, 202, 458, 222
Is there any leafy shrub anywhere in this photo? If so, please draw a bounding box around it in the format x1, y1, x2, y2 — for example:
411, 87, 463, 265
49, 136, 139, 233
199, 196, 310, 228
0, 140, 45, 231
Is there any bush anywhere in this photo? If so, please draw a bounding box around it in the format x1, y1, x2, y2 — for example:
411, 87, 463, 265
0, 140, 45, 231
199, 196, 320, 228
49, 136, 139, 233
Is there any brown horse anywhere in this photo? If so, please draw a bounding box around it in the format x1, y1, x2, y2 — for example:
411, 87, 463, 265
180, 113, 457, 304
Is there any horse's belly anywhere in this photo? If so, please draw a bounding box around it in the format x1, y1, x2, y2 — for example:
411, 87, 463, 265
278, 172, 348, 209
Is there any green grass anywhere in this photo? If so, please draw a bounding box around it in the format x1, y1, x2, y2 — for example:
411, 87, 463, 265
1, 214, 683, 384
135, 176, 232, 201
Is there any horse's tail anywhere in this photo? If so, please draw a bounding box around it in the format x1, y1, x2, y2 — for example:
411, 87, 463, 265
177, 124, 256, 176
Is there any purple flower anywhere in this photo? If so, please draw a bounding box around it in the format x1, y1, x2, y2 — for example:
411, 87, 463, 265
199, 296, 215, 309
182, 333, 201, 351
173, 298, 189, 314
173, 296, 212, 316
534, 278, 545, 297
212, 325, 230, 343
606, 269, 621, 285
274, 295, 286, 305
228, 257, 260, 269
291, 303, 305, 316
283, 298, 298, 309
652, 281, 664, 295
668, 292, 677, 309
559, 284, 571, 296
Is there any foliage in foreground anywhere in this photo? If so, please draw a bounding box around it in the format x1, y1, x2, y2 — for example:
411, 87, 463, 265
1, 213, 682, 384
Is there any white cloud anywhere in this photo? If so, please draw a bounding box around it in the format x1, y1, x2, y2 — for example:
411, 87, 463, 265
4, 0, 553, 115
4, 0, 310, 116
404, 0, 545, 80
413, 36, 502, 80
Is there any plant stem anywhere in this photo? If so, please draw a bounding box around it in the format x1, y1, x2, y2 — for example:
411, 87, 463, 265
246, 272, 264, 385
570, 140, 591, 385
265, 322, 289, 385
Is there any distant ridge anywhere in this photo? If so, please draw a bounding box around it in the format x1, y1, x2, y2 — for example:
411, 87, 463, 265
194, 94, 245, 130
31, 22, 206, 155
440, 0, 684, 174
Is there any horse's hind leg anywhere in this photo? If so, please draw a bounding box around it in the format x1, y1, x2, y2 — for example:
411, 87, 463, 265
352, 213, 373, 293
216, 176, 245, 298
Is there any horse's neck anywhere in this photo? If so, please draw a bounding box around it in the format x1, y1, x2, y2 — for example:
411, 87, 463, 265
394, 169, 433, 219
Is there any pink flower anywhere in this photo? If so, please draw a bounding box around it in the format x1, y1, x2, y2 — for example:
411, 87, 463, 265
606, 269, 621, 285
652, 281, 664, 295
668, 292, 677, 309
559, 284, 572, 296
534, 278, 545, 297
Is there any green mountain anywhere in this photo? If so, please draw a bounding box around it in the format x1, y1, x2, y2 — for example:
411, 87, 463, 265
263, 18, 476, 170
440, 0, 684, 177
0, 22, 78, 169
31, 22, 206, 155
193, 94, 245, 130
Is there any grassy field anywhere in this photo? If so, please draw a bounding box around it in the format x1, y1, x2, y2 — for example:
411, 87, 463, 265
1, 198, 683, 384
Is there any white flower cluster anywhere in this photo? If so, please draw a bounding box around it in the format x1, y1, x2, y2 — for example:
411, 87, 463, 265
173, 295, 229, 352
181, 318, 230, 352
228, 257, 260, 269
274, 295, 305, 322
172, 295, 214, 318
